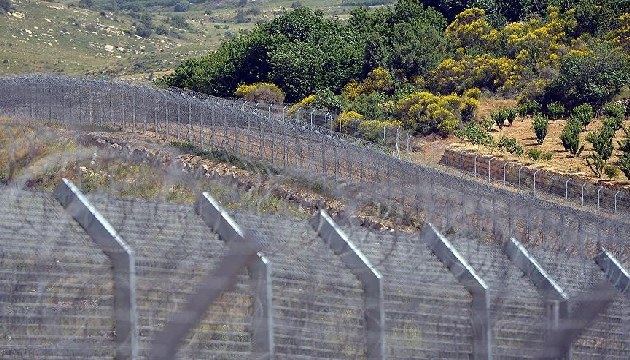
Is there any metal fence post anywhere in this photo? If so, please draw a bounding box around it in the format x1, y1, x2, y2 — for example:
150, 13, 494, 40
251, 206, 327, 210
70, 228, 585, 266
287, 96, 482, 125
422, 223, 492, 360
487, 157, 492, 183
597, 186, 603, 211
504, 238, 568, 332
595, 248, 630, 296
615, 190, 620, 214
310, 210, 385, 360
474, 155, 478, 178
533, 169, 542, 197
194, 193, 274, 359
503, 162, 510, 187
581, 183, 586, 207
54, 178, 138, 360
151, 235, 262, 360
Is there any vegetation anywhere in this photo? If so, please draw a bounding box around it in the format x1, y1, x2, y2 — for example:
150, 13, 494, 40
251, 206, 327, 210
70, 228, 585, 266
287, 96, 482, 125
532, 114, 549, 145
618, 127, 630, 179
235, 83, 285, 104
585, 121, 616, 177
3, 0, 630, 182
560, 118, 584, 157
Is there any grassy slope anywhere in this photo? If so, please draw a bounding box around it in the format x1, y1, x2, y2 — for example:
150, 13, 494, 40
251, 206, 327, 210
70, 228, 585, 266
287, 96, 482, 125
0, 0, 364, 77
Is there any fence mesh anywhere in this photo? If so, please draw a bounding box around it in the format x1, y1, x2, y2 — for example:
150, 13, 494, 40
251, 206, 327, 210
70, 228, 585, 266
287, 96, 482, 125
2, 74, 630, 359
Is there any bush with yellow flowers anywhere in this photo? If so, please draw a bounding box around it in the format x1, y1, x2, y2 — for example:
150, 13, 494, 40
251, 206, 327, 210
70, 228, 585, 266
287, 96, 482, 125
287, 94, 316, 115
234, 82, 286, 104
430, 54, 521, 94
445, 8, 498, 52
500, 6, 576, 70
334, 110, 364, 134
341, 67, 394, 101
395, 90, 479, 136
606, 12, 630, 54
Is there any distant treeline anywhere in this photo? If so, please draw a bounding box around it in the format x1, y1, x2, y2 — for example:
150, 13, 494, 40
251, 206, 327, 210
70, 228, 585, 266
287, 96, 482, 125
341, 0, 396, 6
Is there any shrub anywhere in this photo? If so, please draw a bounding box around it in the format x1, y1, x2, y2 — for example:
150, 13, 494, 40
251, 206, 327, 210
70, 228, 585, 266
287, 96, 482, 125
586, 154, 606, 178
497, 136, 523, 156
532, 114, 549, 144
517, 99, 541, 117
310, 88, 343, 112
430, 54, 521, 94
335, 111, 363, 133
505, 107, 518, 126
287, 94, 315, 115
546, 101, 566, 119
491, 109, 508, 129
342, 67, 394, 101
527, 148, 553, 161
560, 118, 584, 157
358, 119, 403, 143
601, 102, 626, 130
455, 121, 495, 146
235, 82, 286, 104
586, 123, 615, 162
570, 103, 594, 130
585, 121, 616, 177
543, 44, 630, 110
460, 96, 479, 123
479, 116, 494, 132
463, 87, 482, 100
617, 127, 630, 179
604, 164, 619, 179
395, 91, 470, 135
602, 101, 626, 120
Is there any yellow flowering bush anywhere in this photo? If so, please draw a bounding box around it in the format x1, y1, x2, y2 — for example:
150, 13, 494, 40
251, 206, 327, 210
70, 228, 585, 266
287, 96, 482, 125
430, 54, 521, 94
287, 94, 316, 115
341, 67, 394, 101
334, 111, 364, 134
500, 6, 576, 69
606, 13, 630, 53
445, 8, 498, 52
395, 91, 478, 136
234, 82, 286, 104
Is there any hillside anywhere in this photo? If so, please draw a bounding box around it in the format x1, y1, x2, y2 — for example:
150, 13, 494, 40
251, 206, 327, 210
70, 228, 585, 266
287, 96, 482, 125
0, 0, 377, 77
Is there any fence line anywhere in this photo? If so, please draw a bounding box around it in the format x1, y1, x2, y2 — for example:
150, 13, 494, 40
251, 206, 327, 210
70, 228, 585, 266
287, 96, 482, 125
2, 74, 630, 254
53, 178, 138, 359
504, 238, 568, 332
194, 192, 274, 359
442, 148, 630, 216
421, 223, 492, 360
310, 210, 386, 359
5, 177, 630, 358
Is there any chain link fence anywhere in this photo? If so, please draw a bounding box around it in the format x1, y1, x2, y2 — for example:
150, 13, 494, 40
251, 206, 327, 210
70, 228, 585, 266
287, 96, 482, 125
442, 149, 630, 216
2, 74, 630, 358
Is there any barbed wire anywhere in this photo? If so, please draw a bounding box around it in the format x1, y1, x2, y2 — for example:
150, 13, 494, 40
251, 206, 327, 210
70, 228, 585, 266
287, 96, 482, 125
2, 74, 630, 359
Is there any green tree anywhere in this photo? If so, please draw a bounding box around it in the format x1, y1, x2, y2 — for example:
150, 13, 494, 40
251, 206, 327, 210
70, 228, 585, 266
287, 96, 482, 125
163, 7, 364, 102
571, 0, 630, 37
560, 118, 584, 156
533, 114, 549, 144
570, 103, 594, 130
617, 127, 630, 179
585, 122, 616, 177
543, 43, 630, 110
348, 1, 448, 79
